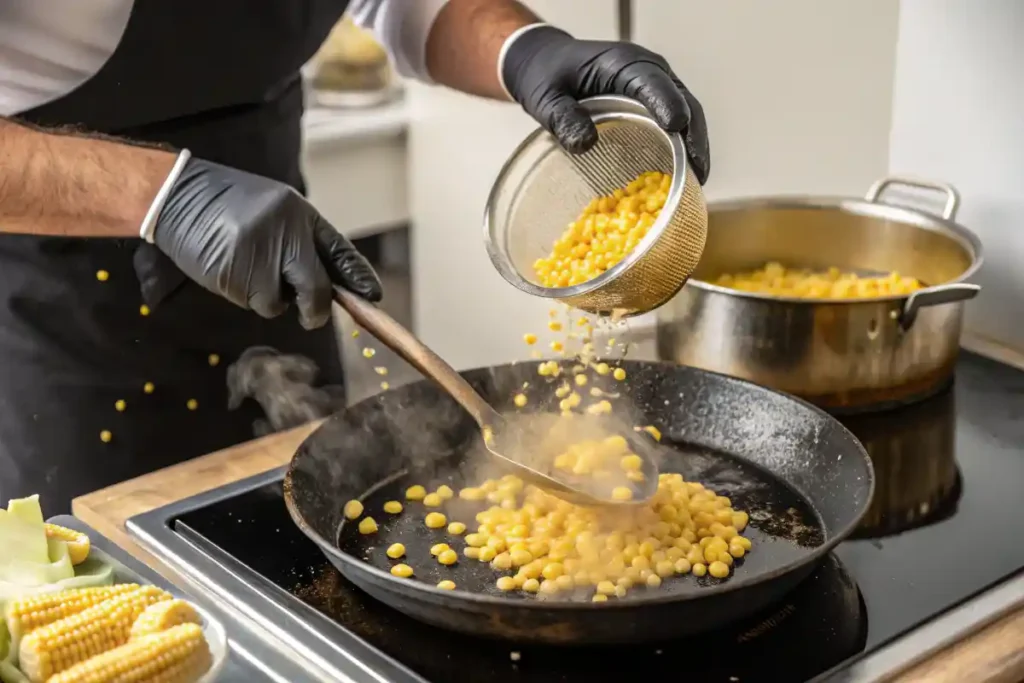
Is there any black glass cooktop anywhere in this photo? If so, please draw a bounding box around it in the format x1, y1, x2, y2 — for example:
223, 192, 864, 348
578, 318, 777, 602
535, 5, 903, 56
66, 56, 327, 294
173, 352, 1024, 683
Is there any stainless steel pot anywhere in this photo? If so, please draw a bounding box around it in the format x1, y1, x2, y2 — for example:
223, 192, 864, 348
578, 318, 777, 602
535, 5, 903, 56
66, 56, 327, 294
656, 176, 983, 412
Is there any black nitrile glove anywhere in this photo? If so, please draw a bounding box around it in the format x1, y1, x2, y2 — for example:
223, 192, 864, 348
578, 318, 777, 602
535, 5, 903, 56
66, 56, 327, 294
144, 158, 382, 330
502, 25, 710, 184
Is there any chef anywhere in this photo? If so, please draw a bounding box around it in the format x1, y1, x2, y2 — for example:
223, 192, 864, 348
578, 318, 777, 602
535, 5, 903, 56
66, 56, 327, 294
0, 0, 709, 515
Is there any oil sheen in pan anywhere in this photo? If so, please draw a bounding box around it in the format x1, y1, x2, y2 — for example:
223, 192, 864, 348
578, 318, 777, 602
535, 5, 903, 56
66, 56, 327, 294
335, 442, 826, 601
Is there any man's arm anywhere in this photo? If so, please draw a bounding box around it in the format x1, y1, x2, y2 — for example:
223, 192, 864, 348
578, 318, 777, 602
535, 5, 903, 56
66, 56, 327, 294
424, 0, 538, 99
0, 118, 176, 237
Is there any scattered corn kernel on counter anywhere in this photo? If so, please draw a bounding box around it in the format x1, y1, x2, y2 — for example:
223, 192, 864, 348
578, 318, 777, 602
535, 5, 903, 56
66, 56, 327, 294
0, 495, 216, 683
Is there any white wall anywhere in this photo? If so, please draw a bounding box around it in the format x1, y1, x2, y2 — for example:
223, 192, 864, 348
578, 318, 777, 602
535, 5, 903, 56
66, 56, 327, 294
408, 0, 901, 370
634, 0, 900, 200
889, 0, 1024, 355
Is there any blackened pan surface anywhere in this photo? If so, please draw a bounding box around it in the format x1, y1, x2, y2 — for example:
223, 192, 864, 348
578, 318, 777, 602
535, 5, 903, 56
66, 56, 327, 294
284, 360, 873, 644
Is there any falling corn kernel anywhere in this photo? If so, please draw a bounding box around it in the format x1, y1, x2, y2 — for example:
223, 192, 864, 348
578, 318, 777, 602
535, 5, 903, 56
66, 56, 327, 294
381, 382, 390, 390
577, 317, 589, 327
551, 341, 564, 352
555, 383, 571, 399
114, 399, 127, 412
186, 398, 198, 410
613, 367, 627, 381
636, 425, 663, 441
548, 321, 563, 332
375, 366, 388, 376
358, 517, 378, 534
523, 333, 537, 345
383, 500, 403, 514
362, 347, 376, 359
607, 338, 616, 347
351, 330, 360, 338
586, 400, 613, 415
99, 430, 112, 443
208, 353, 220, 366
143, 382, 155, 394
96, 270, 109, 282
575, 374, 588, 386
386, 543, 405, 559
595, 363, 611, 376
139, 304, 150, 316
513, 393, 528, 408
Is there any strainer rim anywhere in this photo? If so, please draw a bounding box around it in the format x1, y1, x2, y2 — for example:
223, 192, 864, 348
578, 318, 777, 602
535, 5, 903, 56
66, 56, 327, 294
483, 95, 690, 303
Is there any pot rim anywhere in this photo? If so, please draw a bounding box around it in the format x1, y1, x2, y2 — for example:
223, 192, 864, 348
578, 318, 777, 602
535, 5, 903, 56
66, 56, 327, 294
685, 195, 984, 305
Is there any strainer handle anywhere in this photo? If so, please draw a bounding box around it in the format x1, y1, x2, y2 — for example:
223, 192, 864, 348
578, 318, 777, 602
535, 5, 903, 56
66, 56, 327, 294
865, 176, 961, 221
332, 287, 501, 430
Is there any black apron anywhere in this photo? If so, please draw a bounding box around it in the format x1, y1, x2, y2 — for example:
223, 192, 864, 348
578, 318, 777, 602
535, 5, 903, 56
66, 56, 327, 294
4, 1, 350, 516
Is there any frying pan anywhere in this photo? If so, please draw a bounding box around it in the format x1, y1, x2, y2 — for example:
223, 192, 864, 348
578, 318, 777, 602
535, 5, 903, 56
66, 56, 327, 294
284, 360, 874, 645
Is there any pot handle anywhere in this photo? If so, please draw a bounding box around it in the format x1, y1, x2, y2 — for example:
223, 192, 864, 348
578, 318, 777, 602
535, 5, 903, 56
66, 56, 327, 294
899, 283, 981, 330
866, 176, 961, 221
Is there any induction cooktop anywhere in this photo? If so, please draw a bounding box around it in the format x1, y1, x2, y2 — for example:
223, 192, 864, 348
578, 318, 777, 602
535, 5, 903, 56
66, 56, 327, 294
128, 351, 1024, 683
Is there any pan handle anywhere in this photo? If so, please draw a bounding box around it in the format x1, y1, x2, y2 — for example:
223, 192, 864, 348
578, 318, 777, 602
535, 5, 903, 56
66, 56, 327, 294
898, 283, 981, 330
865, 176, 961, 221
332, 287, 500, 430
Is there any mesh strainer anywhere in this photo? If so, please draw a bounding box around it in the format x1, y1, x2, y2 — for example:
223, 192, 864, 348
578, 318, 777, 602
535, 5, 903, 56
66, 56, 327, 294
484, 95, 708, 317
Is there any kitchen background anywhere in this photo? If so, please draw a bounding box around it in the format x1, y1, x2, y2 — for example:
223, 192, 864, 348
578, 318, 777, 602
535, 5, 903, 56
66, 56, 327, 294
302, 0, 1023, 403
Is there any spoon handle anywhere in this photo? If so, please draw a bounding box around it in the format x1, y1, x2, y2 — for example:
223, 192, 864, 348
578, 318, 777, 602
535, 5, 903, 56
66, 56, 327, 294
332, 287, 500, 429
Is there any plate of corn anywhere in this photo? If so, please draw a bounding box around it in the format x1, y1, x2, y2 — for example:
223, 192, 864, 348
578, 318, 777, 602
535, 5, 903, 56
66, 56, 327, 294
0, 495, 227, 682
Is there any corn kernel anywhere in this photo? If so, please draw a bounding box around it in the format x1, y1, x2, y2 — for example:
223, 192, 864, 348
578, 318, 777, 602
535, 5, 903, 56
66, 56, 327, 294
96, 270, 110, 282
386, 543, 405, 559
362, 347, 376, 358
437, 580, 456, 590
186, 398, 198, 410
514, 393, 528, 407
611, 486, 633, 502
114, 399, 127, 412
343, 500, 364, 520
208, 353, 220, 366
406, 485, 427, 501
692, 563, 707, 577
358, 517, 378, 534
612, 367, 627, 381
425, 512, 447, 528
709, 560, 730, 578
522, 578, 541, 592
438, 549, 458, 565
383, 500, 403, 514
423, 493, 443, 507
390, 563, 413, 578
139, 304, 150, 316
447, 521, 467, 535
99, 430, 113, 443
143, 381, 155, 393
524, 333, 537, 345
496, 576, 517, 591
592, 594, 608, 603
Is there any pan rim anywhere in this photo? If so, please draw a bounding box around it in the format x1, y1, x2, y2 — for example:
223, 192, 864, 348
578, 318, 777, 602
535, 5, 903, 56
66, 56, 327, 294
284, 360, 875, 611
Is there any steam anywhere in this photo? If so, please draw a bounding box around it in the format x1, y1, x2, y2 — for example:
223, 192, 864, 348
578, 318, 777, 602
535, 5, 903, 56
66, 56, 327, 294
226, 346, 346, 436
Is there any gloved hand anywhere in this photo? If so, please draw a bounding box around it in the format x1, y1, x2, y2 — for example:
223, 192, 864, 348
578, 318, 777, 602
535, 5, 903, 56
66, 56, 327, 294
501, 25, 710, 184
145, 158, 383, 330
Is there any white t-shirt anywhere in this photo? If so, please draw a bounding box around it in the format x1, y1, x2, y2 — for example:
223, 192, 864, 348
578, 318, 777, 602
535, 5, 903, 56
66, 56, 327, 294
0, 0, 445, 116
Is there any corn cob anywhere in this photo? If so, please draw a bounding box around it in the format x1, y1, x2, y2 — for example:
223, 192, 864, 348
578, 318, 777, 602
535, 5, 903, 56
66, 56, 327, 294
46, 622, 212, 683
5, 585, 143, 644
43, 525, 90, 565
18, 585, 171, 682
129, 599, 202, 640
